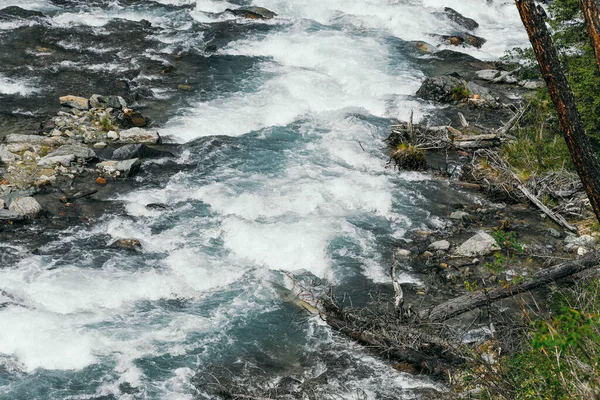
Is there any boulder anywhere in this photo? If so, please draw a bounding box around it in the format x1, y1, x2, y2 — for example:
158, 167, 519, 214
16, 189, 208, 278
97, 158, 141, 177
37, 154, 75, 168
112, 144, 171, 160
429, 240, 451, 251
455, 232, 500, 257
416, 75, 495, 105
0, 145, 19, 163
117, 109, 147, 128
119, 128, 160, 144
439, 33, 487, 49
107, 131, 119, 140
93, 142, 107, 149
89, 94, 127, 109
59, 95, 89, 110
0, 6, 45, 20
225, 6, 277, 19
442, 7, 479, 31
9, 196, 42, 218
46, 143, 97, 160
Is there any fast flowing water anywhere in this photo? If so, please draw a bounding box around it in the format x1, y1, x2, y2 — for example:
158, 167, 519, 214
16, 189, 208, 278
0, 1, 528, 398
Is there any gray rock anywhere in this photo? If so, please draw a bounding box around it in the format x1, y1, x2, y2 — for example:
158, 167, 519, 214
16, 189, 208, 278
93, 142, 107, 149
548, 228, 561, 238
429, 240, 451, 251
47, 144, 97, 160
9, 196, 42, 218
107, 131, 119, 140
119, 128, 160, 144
112, 144, 171, 160
0, 209, 25, 222
416, 75, 495, 104
0, 198, 4, 209
1, 188, 36, 208
37, 154, 75, 168
520, 80, 545, 90
442, 7, 479, 31
89, 94, 127, 109
476, 69, 501, 81
450, 211, 471, 221
225, 6, 277, 19
5, 134, 70, 146
59, 95, 89, 110
564, 234, 597, 253
455, 231, 500, 257
395, 249, 411, 257
0, 145, 19, 163
97, 158, 141, 177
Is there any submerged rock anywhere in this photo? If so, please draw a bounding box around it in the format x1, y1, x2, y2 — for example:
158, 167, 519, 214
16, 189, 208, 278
225, 6, 277, 19
110, 239, 142, 250
59, 95, 89, 110
9, 196, 42, 218
119, 128, 160, 144
455, 231, 500, 257
112, 144, 171, 160
0, 6, 45, 20
442, 7, 479, 31
0, 209, 25, 222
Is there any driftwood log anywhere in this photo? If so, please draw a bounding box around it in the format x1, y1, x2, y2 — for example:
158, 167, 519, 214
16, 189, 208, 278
422, 250, 600, 323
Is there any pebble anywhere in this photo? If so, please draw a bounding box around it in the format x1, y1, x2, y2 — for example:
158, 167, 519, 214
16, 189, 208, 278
93, 142, 107, 149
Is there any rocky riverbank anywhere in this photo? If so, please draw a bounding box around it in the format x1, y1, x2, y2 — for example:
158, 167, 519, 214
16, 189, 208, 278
0, 92, 178, 238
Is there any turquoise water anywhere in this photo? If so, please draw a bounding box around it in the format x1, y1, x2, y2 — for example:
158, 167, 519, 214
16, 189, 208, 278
0, 1, 528, 398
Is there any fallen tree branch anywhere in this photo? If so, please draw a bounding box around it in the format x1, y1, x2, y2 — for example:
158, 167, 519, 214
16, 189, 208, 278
423, 250, 600, 323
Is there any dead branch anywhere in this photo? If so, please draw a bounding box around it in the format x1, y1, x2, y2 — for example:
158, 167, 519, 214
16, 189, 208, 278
423, 250, 600, 323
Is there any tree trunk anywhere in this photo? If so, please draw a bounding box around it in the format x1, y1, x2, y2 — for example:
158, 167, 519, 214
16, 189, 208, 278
516, 0, 600, 223
423, 250, 600, 323
581, 0, 600, 71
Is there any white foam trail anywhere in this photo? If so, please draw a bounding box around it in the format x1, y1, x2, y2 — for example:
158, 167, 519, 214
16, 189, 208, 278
163, 28, 423, 141
0, 74, 36, 96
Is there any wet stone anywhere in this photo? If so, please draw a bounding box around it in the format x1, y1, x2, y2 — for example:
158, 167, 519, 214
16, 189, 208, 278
9, 196, 42, 218
59, 95, 89, 110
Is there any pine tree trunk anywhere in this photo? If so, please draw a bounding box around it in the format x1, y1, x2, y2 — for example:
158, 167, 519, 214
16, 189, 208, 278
516, 0, 600, 223
581, 0, 600, 71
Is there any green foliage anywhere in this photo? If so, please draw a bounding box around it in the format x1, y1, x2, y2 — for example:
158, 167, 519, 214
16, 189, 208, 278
100, 114, 113, 132
475, 281, 600, 399
492, 230, 523, 256
451, 84, 470, 101
485, 252, 506, 274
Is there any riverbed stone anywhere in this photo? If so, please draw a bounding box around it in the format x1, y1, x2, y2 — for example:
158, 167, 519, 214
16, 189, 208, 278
429, 240, 451, 251
109, 239, 142, 250
89, 94, 127, 109
548, 228, 561, 238
59, 95, 89, 110
37, 154, 75, 168
455, 231, 500, 257
0, 145, 19, 163
97, 158, 141, 177
47, 143, 97, 160
564, 234, 597, 253
442, 7, 479, 31
9, 196, 42, 218
395, 249, 411, 257
119, 128, 160, 144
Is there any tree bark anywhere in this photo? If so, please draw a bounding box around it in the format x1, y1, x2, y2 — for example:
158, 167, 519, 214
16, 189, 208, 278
423, 250, 600, 323
516, 0, 600, 223
581, 0, 600, 71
